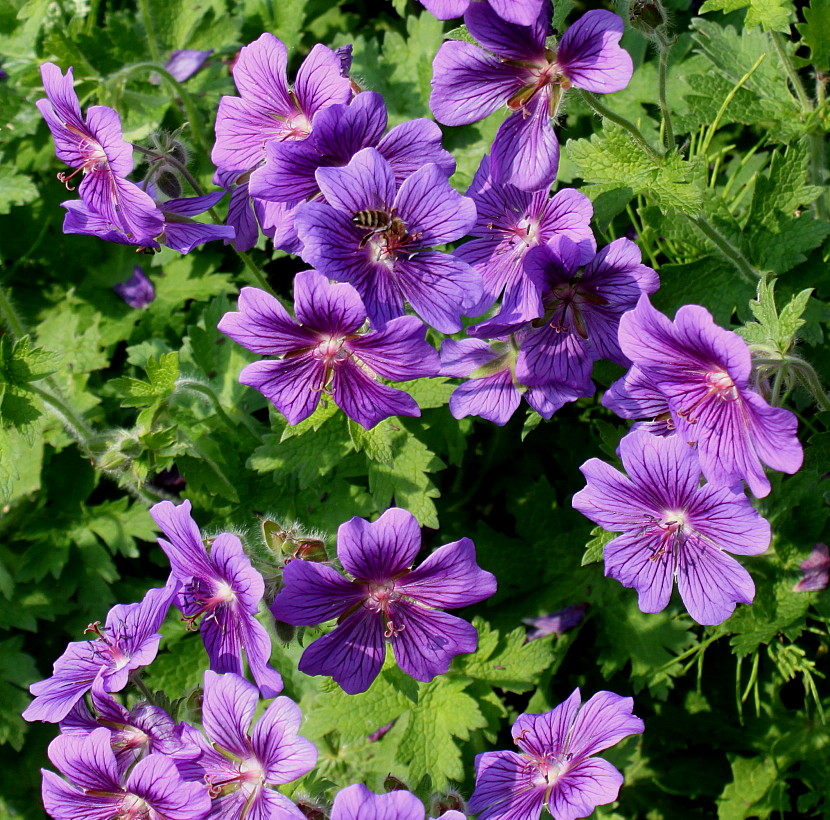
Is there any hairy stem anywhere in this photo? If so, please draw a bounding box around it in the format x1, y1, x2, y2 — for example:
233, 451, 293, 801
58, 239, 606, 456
0, 282, 28, 339
770, 31, 812, 113
122, 63, 210, 157
578, 90, 662, 161
657, 41, 675, 151
137, 0, 163, 65
176, 378, 265, 440
688, 215, 759, 283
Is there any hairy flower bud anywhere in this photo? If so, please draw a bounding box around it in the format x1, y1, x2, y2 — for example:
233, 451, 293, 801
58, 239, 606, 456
627, 0, 669, 41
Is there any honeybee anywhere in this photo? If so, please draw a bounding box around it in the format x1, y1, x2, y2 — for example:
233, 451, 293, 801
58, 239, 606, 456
352, 209, 408, 248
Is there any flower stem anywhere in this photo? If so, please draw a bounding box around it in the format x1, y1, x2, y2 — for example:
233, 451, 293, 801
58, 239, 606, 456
121, 63, 211, 158
137, 0, 163, 65
770, 31, 812, 113
657, 40, 675, 151
235, 249, 276, 295
26, 383, 96, 439
176, 378, 264, 440
578, 90, 663, 162
687, 215, 759, 283
0, 281, 28, 339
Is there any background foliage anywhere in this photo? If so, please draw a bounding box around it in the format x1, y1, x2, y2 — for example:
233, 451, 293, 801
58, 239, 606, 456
1, 0, 829, 816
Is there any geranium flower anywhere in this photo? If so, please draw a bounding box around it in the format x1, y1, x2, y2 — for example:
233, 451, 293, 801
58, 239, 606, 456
194, 671, 316, 819
22, 580, 176, 723
793, 543, 830, 592
469, 689, 643, 820
212, 33, 352, 174
470, 236, 659, 396
330, 783, 466, 820
439, 337, 592, 425
430, 4, 633, 190
456, 154, 594, 315
150, 499, 284, 698
294, 147, 480, 333
42, 727, 211, 820
271, 507, 497, 694
59, 677, 200, 772
37, 63, 163, 243
572, 430, 771, 625
617, 296, 803, 497
218, 271, 440, 429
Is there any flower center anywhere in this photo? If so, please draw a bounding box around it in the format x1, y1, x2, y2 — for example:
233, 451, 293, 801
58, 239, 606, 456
365, 582, 406, 639
678, 367, 739, 424
117, 793, 152, 819
650, 510, 689, 562
505, 52, 572, 117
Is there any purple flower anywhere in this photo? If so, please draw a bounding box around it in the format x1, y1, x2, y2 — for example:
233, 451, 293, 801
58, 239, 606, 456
523, 604, 587, 641
212, 33, 352, 174
419, 0, 545, 25
471, 237, 659, 395
248, 91, 455, 249
431, 5, 633, 191
439, 337, 592, 425
163, 49, 213, 82
793, 543, 830, 592
22, 580, 176, 723
618, 296, 803, 498
295, 147, 480, 332
41, 727, 211, 820
469, 689, 643, 820
194, 671, 316, 818
271, 507, 497, 694
218, 272, 441, 429
114, 266, 155, 309
573, 431, 772, 625
150, 499, 284, 698
330, 784, 464, 820
37, 63, 163, 243
457, 154, 594, 315
602, 365, 674, 437
62, 190, 234, 253
59, 677, 200, 771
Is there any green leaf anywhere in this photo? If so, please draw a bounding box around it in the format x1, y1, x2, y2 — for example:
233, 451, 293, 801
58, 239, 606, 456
0, 168, 38, 215
455, 617, 555, 693
0, 637, 39, 748
582, 527, 616, 566
302, 663, 413, 745
717, 755, 788, 819
738, 279, 814, 354
111, 352, 180, 409
566, 123, 703, 216
0, 336, 59, 385
593, 588, 697, 696
700, 0, 792, 32
797, 0, 830, 71
248, 419, 355, 490
367, 427, 444, 527
394, 675, 487, 790
348, 418, 395, 464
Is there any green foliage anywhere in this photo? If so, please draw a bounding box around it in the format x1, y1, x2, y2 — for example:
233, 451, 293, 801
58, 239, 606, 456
797, 0, 830, 71
566, 123, 704, 216
700, 0, 792, 32
2, 0, 830, 817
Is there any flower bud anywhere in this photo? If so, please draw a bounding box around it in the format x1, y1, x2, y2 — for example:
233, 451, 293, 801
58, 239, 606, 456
627, 0, 669, 41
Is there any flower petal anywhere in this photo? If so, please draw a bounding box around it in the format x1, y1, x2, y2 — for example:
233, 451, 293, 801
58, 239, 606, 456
299, 608, 386, 695
238, 356, 323, 425
546, 757, 624, 820
557, 10, 633, 93
271, 560, 364, 625
337, 508, 422, 580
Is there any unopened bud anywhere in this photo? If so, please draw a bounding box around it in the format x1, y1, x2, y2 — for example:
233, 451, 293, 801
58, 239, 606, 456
155, 169, 182, 198
273, 619, 297, 644
627, 0, 669, 41
431, 792, 466, 816
297, 800, 328, 820
384, 775, 409, 792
